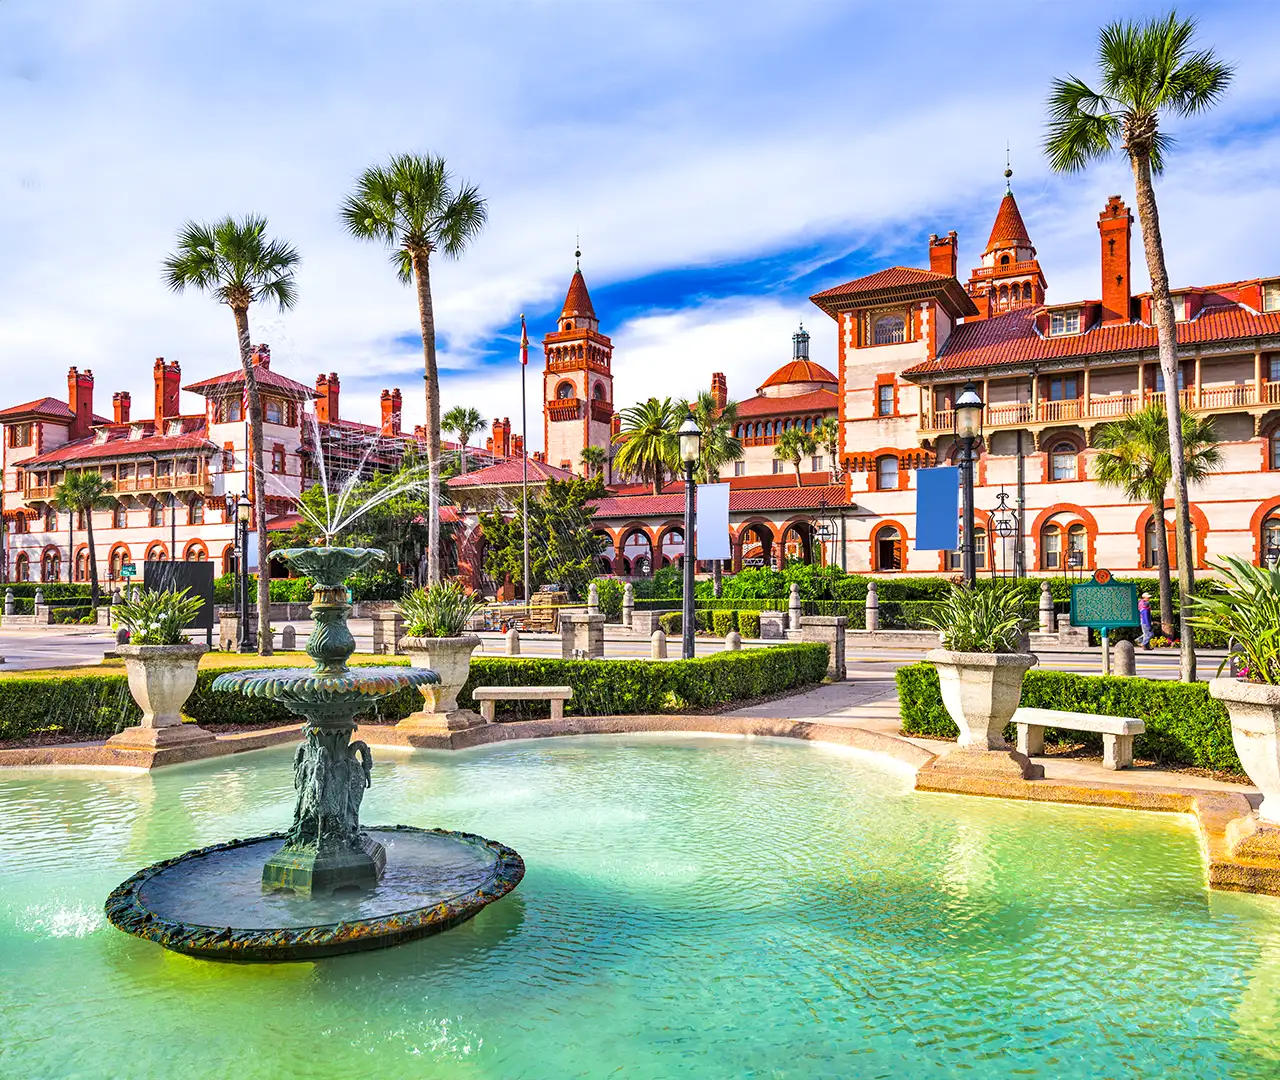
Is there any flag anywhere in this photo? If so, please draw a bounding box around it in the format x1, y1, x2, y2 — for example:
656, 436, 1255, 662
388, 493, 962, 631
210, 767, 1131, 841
520, 314, 528, 366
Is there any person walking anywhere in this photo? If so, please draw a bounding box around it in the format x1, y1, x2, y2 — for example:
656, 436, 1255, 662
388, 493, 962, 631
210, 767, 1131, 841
1139, 592, 1154, 649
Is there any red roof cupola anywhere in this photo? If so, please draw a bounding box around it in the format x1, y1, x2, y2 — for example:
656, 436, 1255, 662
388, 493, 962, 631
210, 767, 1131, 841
965, 166, 1047, 320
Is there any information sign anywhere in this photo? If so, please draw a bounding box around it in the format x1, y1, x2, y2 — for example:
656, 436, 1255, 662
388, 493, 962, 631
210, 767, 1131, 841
120, 563, 137, 578
1069, 570, 1139, 630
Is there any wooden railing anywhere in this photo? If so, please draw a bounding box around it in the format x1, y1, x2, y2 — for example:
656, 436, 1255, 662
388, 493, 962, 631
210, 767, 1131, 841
589, 399, 613, 423
548, 399, 582, 422
25, 465, 213, 501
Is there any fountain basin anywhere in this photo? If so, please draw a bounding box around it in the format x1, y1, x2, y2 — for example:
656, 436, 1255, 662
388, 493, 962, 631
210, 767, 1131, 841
211, 666, 438, 710
104, 825, 524, 961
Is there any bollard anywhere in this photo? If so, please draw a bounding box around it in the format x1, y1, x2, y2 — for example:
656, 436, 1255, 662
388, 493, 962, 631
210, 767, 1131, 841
281, 625, 297, 650
622, 583, 634, 629
34, 587, 45, 608
505, 628, 521, 656
1039, 581, 1056, 634
788, 583, 802, 631
651, 629, 667, 660
724, 630, 742, 652
865, 581, 879, 632
3, 588, 12, 616
1114, 639, 1135, 676
587, 582, 600, 617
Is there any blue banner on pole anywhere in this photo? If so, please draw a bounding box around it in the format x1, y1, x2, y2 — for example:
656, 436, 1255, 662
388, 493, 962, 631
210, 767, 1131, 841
915, 466, 960, 550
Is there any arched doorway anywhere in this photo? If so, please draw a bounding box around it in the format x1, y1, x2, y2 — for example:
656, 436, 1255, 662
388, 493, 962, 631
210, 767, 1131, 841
619, 528, 654, 576
15, 552, 30, 582
593, 531, 617, 575
738, 523, 773, 569
658, 527, 685, 569
779, 521, 816, 566
874, 525, 903, 571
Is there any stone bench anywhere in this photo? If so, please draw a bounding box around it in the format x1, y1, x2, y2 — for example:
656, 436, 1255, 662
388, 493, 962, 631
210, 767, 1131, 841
1013, 707, 1146, 770
473, 685, 573, 722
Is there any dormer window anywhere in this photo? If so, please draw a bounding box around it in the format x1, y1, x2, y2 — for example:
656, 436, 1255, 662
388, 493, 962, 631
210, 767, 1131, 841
166, 420, 183, 437
1264, 282, 1280, 313
129, 424, 144, 441
1171, 294, 1187, 322
264, 398, 283, 425
93, 429, 110, 445
1049, 309, 1081, 336
873, 314, 906, 345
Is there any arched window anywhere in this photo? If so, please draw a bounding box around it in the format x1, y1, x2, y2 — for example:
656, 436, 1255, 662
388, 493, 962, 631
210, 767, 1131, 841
874, 525, 902, 571
1000, 254, 1011, 266
185, 544, 207, 562
41, 549, 60, 582
1262, 513, 1280, 567
592, 382, 607, 401
15, 552, 29, 582
76, 549, 88, 582
765, 422, 774, 437
803, 417, 813, 432
1143, 517, 1197, 569
555, 381, 575, 400
1041, 525, 1062, 569
1067, 523, 1087, 569
754, 423, 762, 438
1050, 441, 1078, 481
876, 455, 899, 491
1270, 429, 1280, 470
110, 548, 126, 578
113, 503, 126, 529
1023, 282, 1033, 302
149, 502, 164, 528
188, 497, 204, 525
784, 419, 793, 431
873, 314, 905, 345
44, 508, 56, 532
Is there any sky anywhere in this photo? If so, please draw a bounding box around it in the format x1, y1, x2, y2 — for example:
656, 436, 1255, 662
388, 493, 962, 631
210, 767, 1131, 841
3, 0, 1279, 451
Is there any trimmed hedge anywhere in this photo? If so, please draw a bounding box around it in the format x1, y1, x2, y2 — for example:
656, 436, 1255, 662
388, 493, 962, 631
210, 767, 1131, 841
712, 610, 737, 636
738, 611, 761, 639
0, 644, 830, 741
894, 661, 1241, 773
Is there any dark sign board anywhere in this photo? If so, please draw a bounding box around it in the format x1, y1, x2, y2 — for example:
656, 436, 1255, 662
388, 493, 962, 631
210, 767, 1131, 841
143, 561, 216, 631
1069, 576, 1140, 630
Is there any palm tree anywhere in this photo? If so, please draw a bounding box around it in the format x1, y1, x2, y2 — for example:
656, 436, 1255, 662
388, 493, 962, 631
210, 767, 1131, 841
813, 417, 841, 479
53, 470, 114, 608
774, 427, 816, 488
341, 154, 487, 584
612, 397, 680, 494
163, 215, 299, 654
681, 391, 744, 484
1095, 402, 1222, 637
578, 444, 608, 480
1045, 12, 1233, 679
442, 405, 484, 476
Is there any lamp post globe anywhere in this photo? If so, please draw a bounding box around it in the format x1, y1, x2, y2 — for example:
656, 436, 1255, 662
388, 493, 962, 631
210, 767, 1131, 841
678, 415, 702, 660
953, 382, 984, 587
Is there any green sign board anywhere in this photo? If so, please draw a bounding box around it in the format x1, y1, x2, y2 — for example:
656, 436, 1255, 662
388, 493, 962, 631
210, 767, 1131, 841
120, 563, 137, 578
1069, 580, 1139, 630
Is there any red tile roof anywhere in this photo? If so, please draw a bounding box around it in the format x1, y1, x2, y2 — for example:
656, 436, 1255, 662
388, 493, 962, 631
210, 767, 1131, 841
985, 192, 1031, 253
810, 266, 979, 319
591, 483, 850, 519
446, 457, 576, 487
561, 269, 596, 320
758, 359, 837, 391
22, 428, 216, 466
811, 266, 947, 299
184, 367, 318, 399
0, 396, 74, 421
736, 389, 838, 418
905, 302, 1280, 376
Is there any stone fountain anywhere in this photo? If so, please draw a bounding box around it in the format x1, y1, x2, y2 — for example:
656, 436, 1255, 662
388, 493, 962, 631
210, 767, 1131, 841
104, 547, 524, 961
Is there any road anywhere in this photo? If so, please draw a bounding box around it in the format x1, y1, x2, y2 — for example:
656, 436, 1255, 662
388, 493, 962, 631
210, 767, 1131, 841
0, 621, 1225, 680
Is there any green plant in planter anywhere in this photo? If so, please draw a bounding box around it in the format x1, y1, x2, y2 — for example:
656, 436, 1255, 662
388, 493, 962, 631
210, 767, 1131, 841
397, 582, 482, 638
1189, 557, 1280, 684
113, 588, 203, 645
921, 583, 1028, 653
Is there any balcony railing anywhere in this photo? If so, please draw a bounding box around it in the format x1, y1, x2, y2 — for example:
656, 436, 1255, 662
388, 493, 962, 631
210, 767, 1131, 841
921, 384, 1277, 433
589, 399, 613, 423
548, 398, 582, 422
25, 465, 214, 502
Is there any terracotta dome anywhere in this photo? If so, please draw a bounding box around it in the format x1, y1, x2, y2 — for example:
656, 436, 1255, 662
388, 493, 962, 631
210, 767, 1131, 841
757, 359, 837, 396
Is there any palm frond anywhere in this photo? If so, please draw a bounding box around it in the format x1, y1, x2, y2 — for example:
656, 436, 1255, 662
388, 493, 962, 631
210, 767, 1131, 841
1044, 76, 1121, 173
436, 182, 488, 259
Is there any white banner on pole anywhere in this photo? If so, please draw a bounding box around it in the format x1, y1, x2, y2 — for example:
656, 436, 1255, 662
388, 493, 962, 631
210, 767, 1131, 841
245, 532, 260, 571
696, 483, 731, 561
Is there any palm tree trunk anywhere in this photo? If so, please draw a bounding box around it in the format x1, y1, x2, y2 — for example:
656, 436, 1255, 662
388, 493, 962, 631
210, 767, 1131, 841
1131, 153, 1195, 680
86, 514, 99, 609
233, 305, 272, 655
412, 250, 442, 586
1151, 500, 1174, 637
794, 461, 802, 488
459, 435, 468, 476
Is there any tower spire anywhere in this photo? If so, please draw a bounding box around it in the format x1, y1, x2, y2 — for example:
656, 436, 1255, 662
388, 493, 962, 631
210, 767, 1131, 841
575, 233, 581, 272
1004, 143, 1012, 193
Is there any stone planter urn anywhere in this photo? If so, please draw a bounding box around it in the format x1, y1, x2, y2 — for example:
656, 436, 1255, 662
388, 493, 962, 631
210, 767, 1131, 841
926, 647, 1036, 742
1209, 679, 1280, 827
398, 634, 483, 731
105, 643, 214, 750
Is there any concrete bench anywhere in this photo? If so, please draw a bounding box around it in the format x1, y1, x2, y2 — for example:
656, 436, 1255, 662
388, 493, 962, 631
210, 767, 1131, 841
473, 685, 573, 722
1013, 707, 1146, 770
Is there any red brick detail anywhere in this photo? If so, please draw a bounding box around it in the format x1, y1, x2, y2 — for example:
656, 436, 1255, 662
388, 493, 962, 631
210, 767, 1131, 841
929, 232, 958, 278
1098, 195, 1133, 326
1029, 504, 1099, 571
1133, 502, 1210, 570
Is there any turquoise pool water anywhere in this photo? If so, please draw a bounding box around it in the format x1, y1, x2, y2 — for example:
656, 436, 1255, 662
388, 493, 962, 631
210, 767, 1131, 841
2, 735, 1279, 1079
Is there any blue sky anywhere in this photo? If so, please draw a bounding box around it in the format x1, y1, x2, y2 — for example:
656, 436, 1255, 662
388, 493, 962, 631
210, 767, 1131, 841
2, 1, 1279, 448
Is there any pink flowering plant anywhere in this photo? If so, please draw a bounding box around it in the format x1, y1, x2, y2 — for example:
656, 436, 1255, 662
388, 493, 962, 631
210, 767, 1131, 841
1189, 556, 1280, 684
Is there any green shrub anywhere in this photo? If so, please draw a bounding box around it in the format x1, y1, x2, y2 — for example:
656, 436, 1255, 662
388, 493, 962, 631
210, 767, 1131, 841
694, 609, 711, 633
894, 662, 1241, 772
921, 583, 1027, 652
712, 609, 738, 637
591, 577, 625, 621
738, 611, 761, 638
659, 611, 682, 637
397, 583, 481, 637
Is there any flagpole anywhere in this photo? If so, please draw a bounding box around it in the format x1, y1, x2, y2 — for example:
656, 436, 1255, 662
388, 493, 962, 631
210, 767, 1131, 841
520, 315, 531, 610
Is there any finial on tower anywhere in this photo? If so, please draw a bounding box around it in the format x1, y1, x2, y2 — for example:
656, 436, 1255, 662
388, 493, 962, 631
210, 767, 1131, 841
1004, 143, 1013, 193
575, 233, 581, 271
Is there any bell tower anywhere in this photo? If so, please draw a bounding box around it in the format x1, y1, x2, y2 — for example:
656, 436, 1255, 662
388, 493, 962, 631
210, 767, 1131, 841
965, 165, 1047, 320
543, 249, 614, 476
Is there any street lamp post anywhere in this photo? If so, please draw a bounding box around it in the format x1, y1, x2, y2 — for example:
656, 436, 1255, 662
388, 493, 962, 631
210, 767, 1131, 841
954, 382, 984, 588
169, 491, 177, 561
236, 494, 252, 652
678, 415, 702, 661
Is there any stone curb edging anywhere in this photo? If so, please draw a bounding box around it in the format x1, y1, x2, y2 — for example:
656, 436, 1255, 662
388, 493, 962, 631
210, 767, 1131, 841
0, 724, 305, 770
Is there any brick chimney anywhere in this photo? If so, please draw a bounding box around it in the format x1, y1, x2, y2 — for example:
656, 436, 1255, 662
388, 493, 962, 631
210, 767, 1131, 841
315, 373, 339, 424
153, 358, 181, 423
491, 417, 513, 458
67, 367, 94, 440
512, 434, 524, 458
710, 372, 728, 413
112, 391, 131, 424
390, 389, 402, 436
1098, 196, 1132, 326
380, 390, 403, 436
929, 231, 958, 278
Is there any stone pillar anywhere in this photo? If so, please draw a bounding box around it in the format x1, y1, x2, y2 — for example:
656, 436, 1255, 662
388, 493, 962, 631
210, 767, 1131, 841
505, 628, 521, 655
587, 582, 600, 616
759, 611, 787, 640
1114, 639, 1135, 676
800, 615, 847, 681
3, 589, 12, 616
651, 629, 667, 659
1039, 581, 1056, 634
622, 583, 634, 628
788, 582, 802, 630
561, 612, 604, 659
865, 581, 879, 632
724, 630, 742, 651
34, 587, 44, 607
371, 610, 404, 655
281, 624, 297, 650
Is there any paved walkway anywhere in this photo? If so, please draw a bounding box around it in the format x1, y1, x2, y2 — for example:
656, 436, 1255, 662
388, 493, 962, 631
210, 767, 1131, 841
728, 660, 1257, 797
